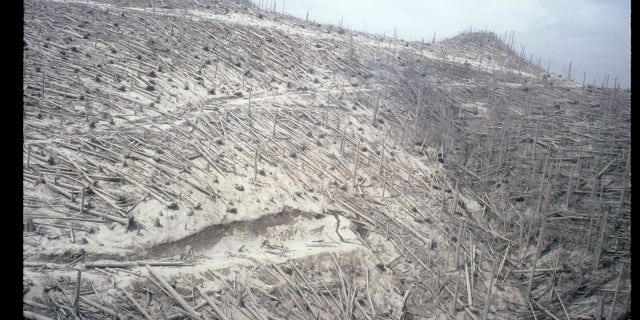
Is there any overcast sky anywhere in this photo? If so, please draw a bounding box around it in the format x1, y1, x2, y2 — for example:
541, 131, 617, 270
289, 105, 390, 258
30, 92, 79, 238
265, 0, 630, 88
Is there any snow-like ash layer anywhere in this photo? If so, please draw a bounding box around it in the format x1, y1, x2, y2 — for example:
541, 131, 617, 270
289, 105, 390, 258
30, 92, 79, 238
23, 0, 630, 319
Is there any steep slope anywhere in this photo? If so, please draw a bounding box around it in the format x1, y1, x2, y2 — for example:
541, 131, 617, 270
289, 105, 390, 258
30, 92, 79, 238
23, 0, 630, 319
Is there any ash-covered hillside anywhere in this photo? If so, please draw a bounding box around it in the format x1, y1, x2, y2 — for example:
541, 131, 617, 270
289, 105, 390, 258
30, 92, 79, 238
23, 0, 630, 319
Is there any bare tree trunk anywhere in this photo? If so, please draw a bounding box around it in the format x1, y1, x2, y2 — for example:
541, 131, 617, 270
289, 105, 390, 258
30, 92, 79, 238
527, 149, 550, 296
353, 139, 360, 187
594, 207, 610, 272
454, 221, 465, 268
482, 259, 498, 319
606, 266, 624, 320
450, 269, 462, 314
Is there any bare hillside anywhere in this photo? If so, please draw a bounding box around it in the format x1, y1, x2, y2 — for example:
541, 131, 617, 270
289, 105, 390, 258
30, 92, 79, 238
23, 0, 630, 319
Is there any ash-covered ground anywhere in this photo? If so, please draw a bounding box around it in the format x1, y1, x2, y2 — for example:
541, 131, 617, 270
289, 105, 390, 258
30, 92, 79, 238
23, 1, 630, 319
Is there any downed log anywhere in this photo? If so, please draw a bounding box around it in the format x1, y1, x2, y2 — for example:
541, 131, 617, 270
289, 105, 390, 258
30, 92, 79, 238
47, 183, 75, 202
122, 289, 154, 320
85, 261, 193, 268
79, 297, 120, 318
23, 262, 74, 269
195, 287, 231, 320
146, 265, 203, 320
66, 203, 130, 225
531, 299, 561, 320
23, 311, 54, 320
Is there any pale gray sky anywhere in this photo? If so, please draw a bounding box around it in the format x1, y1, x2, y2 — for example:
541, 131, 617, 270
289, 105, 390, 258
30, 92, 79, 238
261, 0, 630, 88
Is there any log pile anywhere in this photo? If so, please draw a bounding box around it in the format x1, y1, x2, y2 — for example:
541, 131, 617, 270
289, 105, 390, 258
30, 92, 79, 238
23, 0, 630, 319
